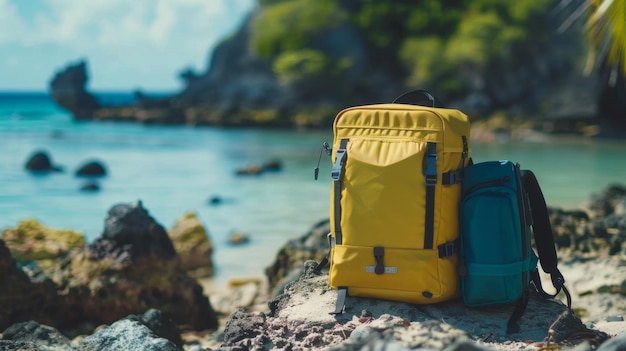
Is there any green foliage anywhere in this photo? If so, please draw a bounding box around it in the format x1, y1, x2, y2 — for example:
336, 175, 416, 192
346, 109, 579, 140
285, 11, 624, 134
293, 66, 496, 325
445, 11, 508, 67
273, 49, 350, 86
396, 1, 557, 96
399, 36, 445, 86
251, 0, 563, 99
251, 0, 344, 60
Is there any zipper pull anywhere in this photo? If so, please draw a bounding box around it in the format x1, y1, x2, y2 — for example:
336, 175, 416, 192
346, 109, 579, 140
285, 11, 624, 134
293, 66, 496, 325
314, 142, 331, 180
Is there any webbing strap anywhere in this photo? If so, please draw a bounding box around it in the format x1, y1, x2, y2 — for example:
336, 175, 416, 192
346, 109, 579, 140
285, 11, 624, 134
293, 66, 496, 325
313, 233, 333, 274
437, 240, 457, 258
506, 289, 530, 334
332, 139, 348, 245
424, 142, 437, 249
442, 170, 463, 185
330, 287, 347, 315
506, 169, 572, 333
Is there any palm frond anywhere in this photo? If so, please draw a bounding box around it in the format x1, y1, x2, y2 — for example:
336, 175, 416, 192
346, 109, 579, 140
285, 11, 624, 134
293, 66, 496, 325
586, 0, 626, 78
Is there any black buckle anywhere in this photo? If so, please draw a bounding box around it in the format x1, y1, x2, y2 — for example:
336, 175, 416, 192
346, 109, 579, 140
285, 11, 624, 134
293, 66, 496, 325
331, 149, 346, 181
373, 246, 385, 275
438, 241, 456, 258
425, 154, 438, 186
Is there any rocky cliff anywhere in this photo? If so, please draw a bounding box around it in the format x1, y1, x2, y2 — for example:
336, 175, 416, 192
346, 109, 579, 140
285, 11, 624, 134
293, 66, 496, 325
48, 3, 625, 133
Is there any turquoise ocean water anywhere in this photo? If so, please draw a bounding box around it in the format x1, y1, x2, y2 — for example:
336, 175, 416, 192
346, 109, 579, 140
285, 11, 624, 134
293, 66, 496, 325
2, 92, 625, 291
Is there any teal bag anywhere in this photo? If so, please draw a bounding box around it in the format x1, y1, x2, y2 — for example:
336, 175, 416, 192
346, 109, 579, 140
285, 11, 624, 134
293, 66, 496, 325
459, 160, 571, 333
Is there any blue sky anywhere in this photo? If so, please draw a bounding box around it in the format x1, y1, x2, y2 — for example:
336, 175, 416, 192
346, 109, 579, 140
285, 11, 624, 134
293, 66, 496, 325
0, 0, 256, 92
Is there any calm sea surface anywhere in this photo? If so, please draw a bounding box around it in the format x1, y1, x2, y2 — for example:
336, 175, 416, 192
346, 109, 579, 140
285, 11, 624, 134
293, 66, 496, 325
2, 92, 625, 291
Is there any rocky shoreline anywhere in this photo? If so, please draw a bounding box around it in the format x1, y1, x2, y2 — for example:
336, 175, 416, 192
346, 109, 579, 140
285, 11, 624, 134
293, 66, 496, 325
2, 184, 626, 350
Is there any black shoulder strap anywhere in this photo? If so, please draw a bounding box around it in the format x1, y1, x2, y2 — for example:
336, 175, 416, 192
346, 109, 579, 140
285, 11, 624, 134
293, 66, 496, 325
507, 170, 572, 334
521, 170, 571, 308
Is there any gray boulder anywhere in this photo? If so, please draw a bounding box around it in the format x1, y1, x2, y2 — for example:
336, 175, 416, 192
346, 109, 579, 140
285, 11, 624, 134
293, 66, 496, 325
77, 319, 181, 351
218, 263, 608, 350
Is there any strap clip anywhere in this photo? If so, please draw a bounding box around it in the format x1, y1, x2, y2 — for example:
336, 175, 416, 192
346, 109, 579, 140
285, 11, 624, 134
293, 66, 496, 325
424, 143, 438, 186
373, 247, 385, 275
442, 170, 463, 185
438, 241, 457, 258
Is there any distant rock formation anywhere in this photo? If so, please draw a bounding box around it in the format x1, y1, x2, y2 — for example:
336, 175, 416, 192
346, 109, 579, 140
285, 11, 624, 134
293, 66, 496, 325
48, 7, 624, 135
49, 60, 100, 120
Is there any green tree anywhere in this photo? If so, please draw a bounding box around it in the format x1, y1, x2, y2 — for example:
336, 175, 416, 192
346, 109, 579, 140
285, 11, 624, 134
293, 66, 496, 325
251, 0, 344, 60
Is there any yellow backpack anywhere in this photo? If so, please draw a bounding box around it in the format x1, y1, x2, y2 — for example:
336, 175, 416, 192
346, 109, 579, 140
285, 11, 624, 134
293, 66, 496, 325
316, 90, 471, 314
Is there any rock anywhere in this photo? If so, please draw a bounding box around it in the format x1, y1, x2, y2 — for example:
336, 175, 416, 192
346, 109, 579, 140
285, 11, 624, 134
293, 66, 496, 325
0, 240, 65, 331
24, 150, 63, 172
75, 160, 107, 177
219, 262, 604, 350
587, 184, 626, 218
126, 309, 184, 349
264, 219, 329, 295
261, 159, 283, 172
0, 341, 41, 350
596, 331, 626, 351
210, 278, 265, 315
1, 320, 73, 351
49, 60, 100, 120
1, 218, 86, 263
227, 232, 250, 245
1, 202, 218, 332
234, 164, 263, 176
77, 318, 181, 351
548, 183, 626, 256
80, 182, 100, 192
234, 159, 284, 176
52, 201, 219, 331
87, 200, 176, 261
168, 212, 214, 278
208, 195, 222, 205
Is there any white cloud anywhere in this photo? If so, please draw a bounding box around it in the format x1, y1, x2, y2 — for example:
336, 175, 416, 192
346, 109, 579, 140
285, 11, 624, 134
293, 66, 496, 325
0, 0, 256, 90
2, 0, 255, 48
0, 0, 25, 43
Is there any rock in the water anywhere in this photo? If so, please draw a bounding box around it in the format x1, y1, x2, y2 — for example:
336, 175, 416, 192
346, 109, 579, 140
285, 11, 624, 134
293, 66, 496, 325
80, 181, 101, 192
75, 160, 107, 177
227, 232, 250, 245
24, 150, 63, 172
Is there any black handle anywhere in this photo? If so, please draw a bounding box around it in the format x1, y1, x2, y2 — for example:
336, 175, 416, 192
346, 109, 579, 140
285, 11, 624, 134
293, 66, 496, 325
392, 89, 435, 107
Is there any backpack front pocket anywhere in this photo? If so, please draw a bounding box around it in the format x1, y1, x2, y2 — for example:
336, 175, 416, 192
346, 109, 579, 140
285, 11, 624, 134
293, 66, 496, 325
329, 244, 458, 304
460, 187, 525, 306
